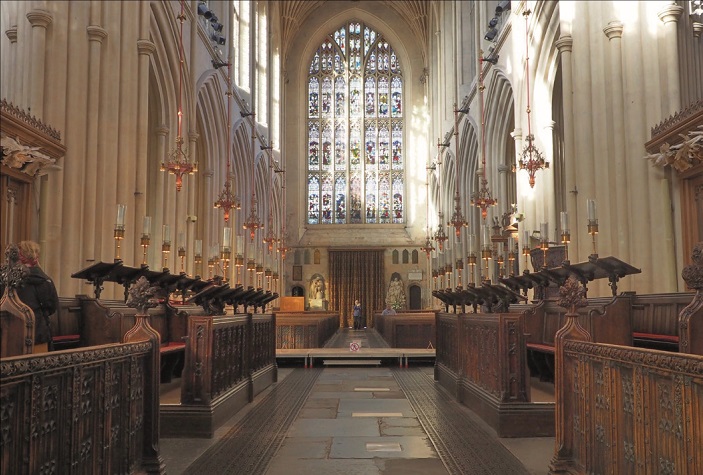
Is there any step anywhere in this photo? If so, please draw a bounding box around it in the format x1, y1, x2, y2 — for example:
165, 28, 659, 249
323, 359, 381, 366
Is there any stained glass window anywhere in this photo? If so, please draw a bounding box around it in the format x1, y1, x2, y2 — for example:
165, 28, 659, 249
307, 21, 404, 224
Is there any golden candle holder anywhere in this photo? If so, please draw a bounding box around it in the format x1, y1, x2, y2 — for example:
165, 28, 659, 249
455, 258, 464, 289
221, 248, 231, 282
265, 268, 272, 291
272, 271, 279, 292
561, 231, 571, 264
247, 258, 256, 285
497, 253, 505, 279
161, 241, 171, 270
587, 219, 598, 258
540, 238, 549, 270
194, 253, 202, 278
256, 263, 264, 288
468, 252, 477, 285
482, 247, 493, 283
140, 234, 150, 265
432, 269, 438, 290
178, 247, 186, 273
522, 245, 530, 273
445, 263, 452, 289
439, 271, 445, 290
508, 249, 516, 277
114, 225, 125, 262
207, 256, 215, 279
235, 254, 244, 285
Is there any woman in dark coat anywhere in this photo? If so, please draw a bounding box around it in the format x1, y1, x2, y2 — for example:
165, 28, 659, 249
15, 241, 59, 352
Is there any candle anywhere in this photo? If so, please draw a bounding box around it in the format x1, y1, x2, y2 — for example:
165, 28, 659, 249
236, 235, 243, 253
468, 234, 475, 254
142, 216, 152, 236
116, 204, 126, 226
211, 244, 219, 259
540, 222, 548, 241
587, 199, 597, 221
560, 211, 568, 232
195, 240, 202, 256
163, 224, 171, 243
178, 232, 185, 249
482, 224, 490, 248
223, 227, 232, 248
523, 230, 530, 247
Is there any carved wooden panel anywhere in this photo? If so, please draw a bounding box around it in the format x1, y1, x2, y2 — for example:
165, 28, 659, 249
0, 169, 31, 253
436, 313, 459, 374
0, 342, 151, 474
553, 342, 703, 474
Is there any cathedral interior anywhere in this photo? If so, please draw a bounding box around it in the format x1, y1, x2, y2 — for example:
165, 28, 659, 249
1, 1, 702, 474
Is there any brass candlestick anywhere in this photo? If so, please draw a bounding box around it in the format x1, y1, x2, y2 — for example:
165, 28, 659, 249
256, 263, 264, 288
221, 248, 231, 282
508, 249, 516, 277
114, 225, 125, 261
265, 268, 272, 291
522, 244, 530, 273
194, 253, 202, 278
247, 258, 256, 285
140, 234, 150, 265
161, 241, 171, 270
178, 247, 186, 273
540, 238, 549, 270
561, 231, 571, 264
455, 258, 463, 289
482, 247, 492, 283
445, 263, 452, 289
468, 252, 477, 285
497, 253, 505, 279
235, 254, 244, 285
587, 219, 598, 258
207, 256, 215, 279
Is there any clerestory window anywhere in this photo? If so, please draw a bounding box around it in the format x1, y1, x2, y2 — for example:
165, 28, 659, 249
306, 21, 404, 225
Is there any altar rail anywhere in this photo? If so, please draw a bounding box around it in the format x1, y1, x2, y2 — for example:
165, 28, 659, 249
374, 311, 436, 348
435, 312, 554, 437
162, 313, 277, 438
1, 341, 159, 474
274, 312, 339, 348
550, 341, 703, 474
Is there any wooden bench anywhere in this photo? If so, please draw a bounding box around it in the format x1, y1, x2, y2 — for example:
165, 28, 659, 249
374, 311, 436, 348
629, 292, 695, 351
273, 311, 339, 348
49, 297, 82, 350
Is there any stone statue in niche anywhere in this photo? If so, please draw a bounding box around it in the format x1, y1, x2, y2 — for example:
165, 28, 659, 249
308, 274, 328, 310
386, 272, 406, 310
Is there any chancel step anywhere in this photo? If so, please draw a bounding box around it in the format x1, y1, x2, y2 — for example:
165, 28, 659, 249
323, 359, 381, 366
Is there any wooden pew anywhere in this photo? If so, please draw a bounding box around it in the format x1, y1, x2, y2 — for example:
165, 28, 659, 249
49, 297, 82, 350
629, 292, 694, 350
0, 288, 35, 357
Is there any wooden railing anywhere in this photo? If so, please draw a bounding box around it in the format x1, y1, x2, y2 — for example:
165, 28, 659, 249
0, 341, 160, 474
550, 340, 703, 474
274, 312, 338, 348
172, 312, 277, 437
375, 311, 436, 348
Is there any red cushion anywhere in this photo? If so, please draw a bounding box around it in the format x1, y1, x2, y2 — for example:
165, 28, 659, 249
52, 334, 81, 343
632, 332, 679, 343
160, 341, 186, 353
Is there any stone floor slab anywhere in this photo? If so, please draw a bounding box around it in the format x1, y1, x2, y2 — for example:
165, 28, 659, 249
330, 436, 437, 459
288, 418, 381, 437
266, 458, 382, 475
298, 407, 337, 419
338, 398, 415, 417
271, 437, 330, 460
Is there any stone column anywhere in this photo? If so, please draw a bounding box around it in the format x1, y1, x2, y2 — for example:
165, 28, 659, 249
4, 26, 17, 100
603, 21, 629, 266
26, 9, 51, 118
135, 24, 156, 266
555, 35, 578, 258
155, 125, 169, 269
187, 131, 199, 275
657, 4, 684, 116
83, 19, 108, 262
497, 163, 511, 219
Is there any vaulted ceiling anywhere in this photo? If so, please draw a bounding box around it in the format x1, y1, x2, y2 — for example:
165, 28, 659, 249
278, 0, 430, 62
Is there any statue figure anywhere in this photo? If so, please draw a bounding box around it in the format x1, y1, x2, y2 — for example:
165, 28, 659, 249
386, 275, 406, 310
309, 276, 325, 300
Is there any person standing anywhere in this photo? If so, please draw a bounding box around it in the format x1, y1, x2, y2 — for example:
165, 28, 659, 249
352, 299, 362, 330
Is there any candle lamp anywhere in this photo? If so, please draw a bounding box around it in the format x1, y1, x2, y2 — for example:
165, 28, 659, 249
162, 224, 171, 270
265, 268, 272, 291
497, 251, 505, 279
560, 211, 570, 264
194, 240, 203, 277
272, 271, 279, 293
235, 254, 244, 285
141, 233, 150, 266
256, 262, 264, 288
587, 199, 599, 258
113, 204, 126, 261
247, 258, 256, 284
468, 251, 477, 285
432, 269, 438, 290
221, 246, 231, 283
207, 256, 215, 279
455, 258, 464, 289
539, 222, 549, 270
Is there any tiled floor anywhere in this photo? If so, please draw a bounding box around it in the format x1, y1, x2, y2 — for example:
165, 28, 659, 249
161, 329, 555, 475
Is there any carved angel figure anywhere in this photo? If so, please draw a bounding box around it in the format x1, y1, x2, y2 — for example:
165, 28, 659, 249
126, 276, 160, 314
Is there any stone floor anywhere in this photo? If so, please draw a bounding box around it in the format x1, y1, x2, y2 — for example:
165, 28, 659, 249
161, 329, 555, 475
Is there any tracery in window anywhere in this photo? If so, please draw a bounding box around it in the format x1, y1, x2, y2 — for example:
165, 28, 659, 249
307, 21, 404, 224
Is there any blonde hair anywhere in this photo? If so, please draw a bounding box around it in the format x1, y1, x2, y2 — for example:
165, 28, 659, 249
18, 240, 40, 265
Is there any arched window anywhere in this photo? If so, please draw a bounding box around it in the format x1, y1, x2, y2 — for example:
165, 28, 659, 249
307, 21, 404, 225
402, 249, 409, 264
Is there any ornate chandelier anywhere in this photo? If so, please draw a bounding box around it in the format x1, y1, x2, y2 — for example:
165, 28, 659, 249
471, 55, 497, 220
214, 63, 241, 221
516, 9, 548, 188
420, 173, 435, 259
434, 212, 449, 251
433, 141, 449, 251
447, 103, 470, 239
161, 1, 197, 192
242, 194, 262, 241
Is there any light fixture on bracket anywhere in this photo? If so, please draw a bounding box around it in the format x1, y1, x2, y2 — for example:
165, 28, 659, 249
471, 53, 497, 220
447, 102, 470, 240
515, 9, 549, 188
214, 62, 241, 222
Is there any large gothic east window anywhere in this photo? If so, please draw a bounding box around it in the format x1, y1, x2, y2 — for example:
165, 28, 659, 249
307, 22, 404, 225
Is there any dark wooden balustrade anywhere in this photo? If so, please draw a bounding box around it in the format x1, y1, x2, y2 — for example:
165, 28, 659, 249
435, 311, 553, 437
374, 311, 436, 348
550, 340, 703, 474
163, 312, 277, 438
0, 341, 161, 474
274, 312, 339, 348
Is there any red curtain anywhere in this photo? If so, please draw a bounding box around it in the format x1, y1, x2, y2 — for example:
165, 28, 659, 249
328, 249, 385, 328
